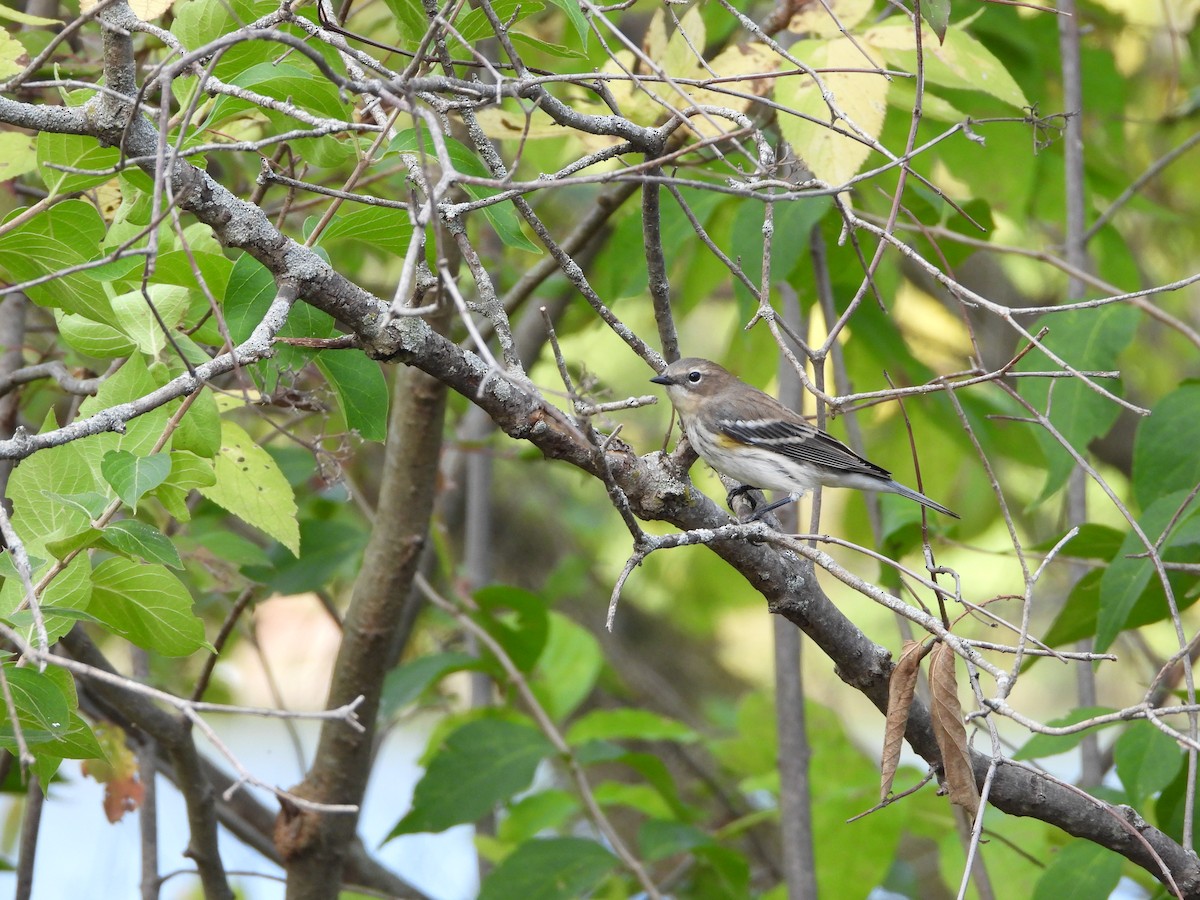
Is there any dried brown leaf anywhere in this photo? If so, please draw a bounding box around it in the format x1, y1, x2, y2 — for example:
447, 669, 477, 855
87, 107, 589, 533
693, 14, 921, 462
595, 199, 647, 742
929, 643, 980, 821
82, 723, 145, 823
102, 773, 145, 823
880, 639, 928, 801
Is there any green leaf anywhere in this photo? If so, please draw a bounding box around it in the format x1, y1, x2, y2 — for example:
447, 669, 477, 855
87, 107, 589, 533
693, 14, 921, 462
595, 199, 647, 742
153, 450, 217, 521
101, 450, 172, 511
1, 553, 93, 646
1156, 762, 1200, 852
186, 517, 271, 570
508, 31, 587, 60
479, 838, 616, 900
388, 719, 554, 836
0, 201, 111, 321
638, 819, 713, 862
1031, 841, 1122, 900
609, 752, 695, 821
2, 665, 71, 744
473, 585, 549, 674
692, 844, 751, 897
55, 310, 136, 358
88, 558, 209, 656
35, 132, 121, 196
775, 39, 889, 186
1012, 707, 1116, 760
566, 709, 698, 746
379, 0, 428, 44
1096, 490, 1199, 652
920, 0, 950, 42
224, 253, 278, 344
79, 356, 173, 456
1113, 722, 1182, 806
454, 0, 543, 41
543, 0, 589, 47
870, 20, 1030, 109
380, 652, 479, 718
245, 518, 366, 595
387, 131, 541, 253
1017, 305, 1138, 502
214, 62, 350, 126
7, 414, 99, 560
312, 206, 415, 256
529, 612, 602, 721
40, 491, 109, 520
171, 0, 236, 50
1042, 569, 1102, 647
593, 781, 674, 817
732, 198, 830, 308
99, 520, 184, 569
314, 351, 389, 442
1035, 523, 1124, 561
44, 527, 102, 560
0, 667, 100, 759
0, 8, 60, 26
198, 420, 300, 555
46, 712, 105, 760
154, 245, 233, 306
109, 285, 192, 358
1132, 384, 1200, 508
171, 387, 222, 459
498, 789, 579, 843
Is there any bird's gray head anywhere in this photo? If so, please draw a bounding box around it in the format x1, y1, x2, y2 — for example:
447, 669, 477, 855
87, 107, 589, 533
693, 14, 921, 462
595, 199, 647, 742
650, 358, 732, 412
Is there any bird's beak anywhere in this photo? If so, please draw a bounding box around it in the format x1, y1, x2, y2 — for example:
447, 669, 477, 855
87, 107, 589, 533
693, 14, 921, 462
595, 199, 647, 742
650, 373, 674, 386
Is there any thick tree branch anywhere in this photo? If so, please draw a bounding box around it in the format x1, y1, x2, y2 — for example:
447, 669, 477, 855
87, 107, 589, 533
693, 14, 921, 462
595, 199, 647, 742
278, 362, 447, 898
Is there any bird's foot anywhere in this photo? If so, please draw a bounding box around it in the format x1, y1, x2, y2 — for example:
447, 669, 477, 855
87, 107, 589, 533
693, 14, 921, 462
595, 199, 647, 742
747, 493, 799, 523
726, 484, 758, 509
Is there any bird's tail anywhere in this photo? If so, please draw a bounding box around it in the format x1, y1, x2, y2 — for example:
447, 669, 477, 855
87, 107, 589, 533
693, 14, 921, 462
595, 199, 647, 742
885, 480, 959, 519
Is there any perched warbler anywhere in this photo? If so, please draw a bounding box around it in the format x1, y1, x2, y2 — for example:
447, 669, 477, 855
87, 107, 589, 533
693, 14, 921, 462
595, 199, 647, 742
651, 357, 958, 519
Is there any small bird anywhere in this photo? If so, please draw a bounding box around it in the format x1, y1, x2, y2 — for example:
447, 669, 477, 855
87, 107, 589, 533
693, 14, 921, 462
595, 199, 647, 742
651, 357, 958, 519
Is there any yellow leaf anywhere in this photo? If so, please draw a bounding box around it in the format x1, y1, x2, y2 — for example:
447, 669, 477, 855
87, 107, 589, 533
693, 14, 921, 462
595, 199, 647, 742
473, 106, 577, 141
82, 0, 176, 16
1090, 0, 1199, 27
789, 0, 876, 37
642, 6, 669, 62
0, 131, 38, 181
866, 21, 1029, 109
0, 27, 27, 80
0, 6, 61, 25
686, 43, 782, 138
634, 6, 708, 129
776, 37, 890, 186
198, 420, 300, 555
129, 0, 177, 18
662, 4, 707, 86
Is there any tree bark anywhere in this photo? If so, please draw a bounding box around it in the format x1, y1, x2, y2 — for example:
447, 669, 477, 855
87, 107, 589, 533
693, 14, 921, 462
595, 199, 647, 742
278, 362, 447, 899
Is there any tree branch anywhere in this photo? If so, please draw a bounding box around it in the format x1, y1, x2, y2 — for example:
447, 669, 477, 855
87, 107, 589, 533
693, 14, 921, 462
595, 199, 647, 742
280, 361, 447, 898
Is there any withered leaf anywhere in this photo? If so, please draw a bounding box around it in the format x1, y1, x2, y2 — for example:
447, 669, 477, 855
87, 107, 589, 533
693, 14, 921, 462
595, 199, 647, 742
83, 722, 145, 823
929, 642, 980, 821
102, 773, 145, 824
880, 639, 928, 801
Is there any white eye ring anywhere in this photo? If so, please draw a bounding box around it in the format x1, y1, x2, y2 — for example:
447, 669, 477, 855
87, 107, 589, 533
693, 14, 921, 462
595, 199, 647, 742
687, 371, 702, 383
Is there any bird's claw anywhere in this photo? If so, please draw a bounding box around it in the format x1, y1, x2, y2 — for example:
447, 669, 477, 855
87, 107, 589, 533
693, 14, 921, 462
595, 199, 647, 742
726, 483, 758, 509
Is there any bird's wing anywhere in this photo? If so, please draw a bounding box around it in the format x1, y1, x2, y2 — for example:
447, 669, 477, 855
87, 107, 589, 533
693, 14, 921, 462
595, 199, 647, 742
718, 417, 893, 479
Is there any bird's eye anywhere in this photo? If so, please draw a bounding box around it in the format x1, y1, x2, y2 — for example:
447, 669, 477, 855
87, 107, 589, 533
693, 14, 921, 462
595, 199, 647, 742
687, 370, 702, 384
